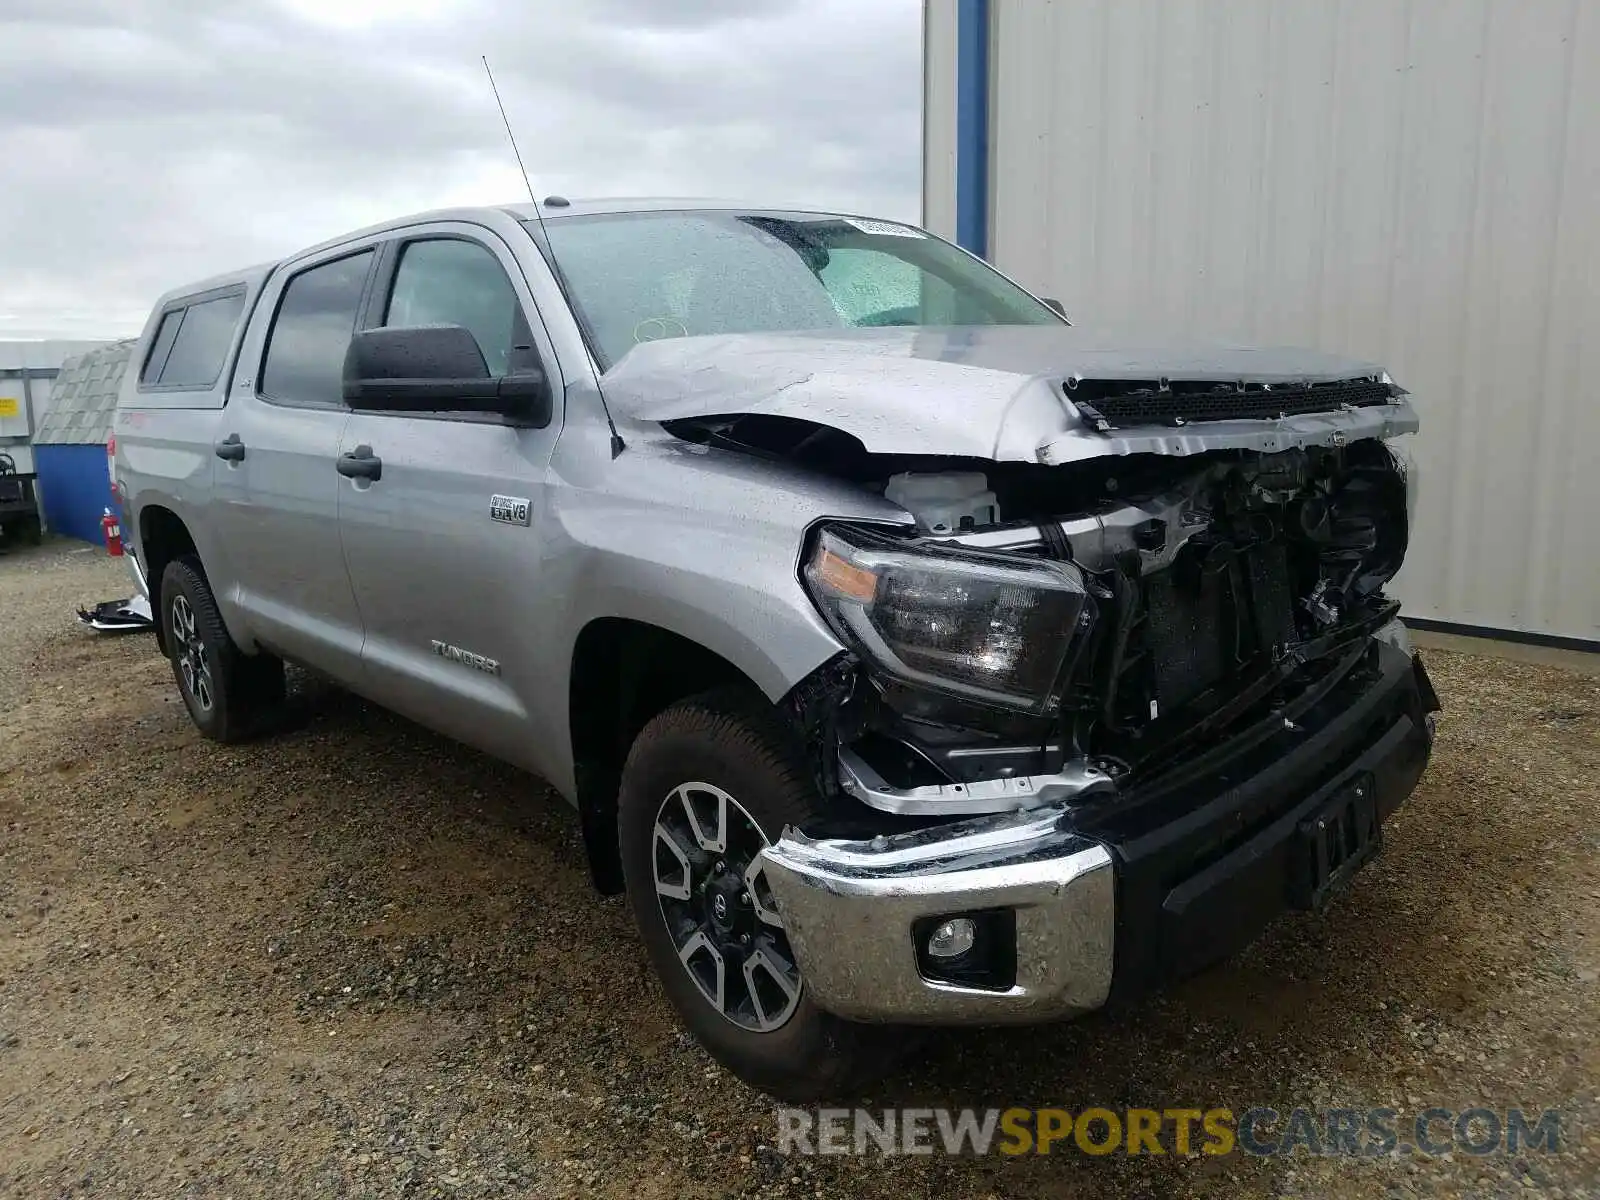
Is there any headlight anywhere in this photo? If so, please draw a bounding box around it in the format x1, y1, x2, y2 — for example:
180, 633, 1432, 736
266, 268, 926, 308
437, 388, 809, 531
803, 524, 1095, 713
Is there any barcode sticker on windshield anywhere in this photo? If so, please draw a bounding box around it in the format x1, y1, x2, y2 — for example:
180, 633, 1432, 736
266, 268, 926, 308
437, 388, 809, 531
843, 217, 925, 238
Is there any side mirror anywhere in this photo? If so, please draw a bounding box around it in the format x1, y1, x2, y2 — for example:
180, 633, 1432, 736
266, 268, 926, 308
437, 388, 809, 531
1040, 297, 1067, 317
342, 325, 552, 425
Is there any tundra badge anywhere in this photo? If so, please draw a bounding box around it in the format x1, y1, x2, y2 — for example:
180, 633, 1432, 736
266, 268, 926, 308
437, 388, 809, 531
490, 494, 532, 526
431, 640, 501, 676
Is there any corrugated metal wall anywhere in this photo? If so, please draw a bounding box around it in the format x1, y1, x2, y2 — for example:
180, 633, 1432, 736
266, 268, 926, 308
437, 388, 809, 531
925, 0, 1599, 644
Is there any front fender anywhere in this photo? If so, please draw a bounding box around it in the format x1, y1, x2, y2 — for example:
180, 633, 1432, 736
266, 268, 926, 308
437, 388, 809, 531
550, 432, 910, 703
560, 506, 846, 703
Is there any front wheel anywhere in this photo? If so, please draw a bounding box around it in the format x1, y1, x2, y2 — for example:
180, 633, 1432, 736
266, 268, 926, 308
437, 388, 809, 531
618, 689, 909, 1100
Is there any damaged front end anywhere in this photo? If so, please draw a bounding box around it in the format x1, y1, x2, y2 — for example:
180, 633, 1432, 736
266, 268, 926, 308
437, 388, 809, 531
733, 416, 1438, 1023
652, 348, 1440, 1023
782, 437, 1418, 823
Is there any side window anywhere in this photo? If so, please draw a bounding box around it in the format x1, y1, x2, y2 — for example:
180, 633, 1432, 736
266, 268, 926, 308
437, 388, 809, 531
157, 293, 246, 388
260, 251, 374, 406
383, 238, 528, 377
140, 310, 183, 384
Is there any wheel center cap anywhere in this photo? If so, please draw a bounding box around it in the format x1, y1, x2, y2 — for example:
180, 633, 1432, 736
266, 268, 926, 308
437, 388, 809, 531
705, 876, 745, 936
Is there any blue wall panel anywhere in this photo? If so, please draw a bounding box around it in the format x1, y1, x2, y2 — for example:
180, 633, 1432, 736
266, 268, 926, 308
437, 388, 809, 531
954, 0, 990, 257
35, 443, 116, 545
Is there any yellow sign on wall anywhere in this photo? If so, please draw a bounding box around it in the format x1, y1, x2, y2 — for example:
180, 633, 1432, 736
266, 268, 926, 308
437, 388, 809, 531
0, 396, 21, 418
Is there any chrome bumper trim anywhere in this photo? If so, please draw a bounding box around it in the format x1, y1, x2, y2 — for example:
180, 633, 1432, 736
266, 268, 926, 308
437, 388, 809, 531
759, 805, 1114, 1024
836, 747, 1114, 816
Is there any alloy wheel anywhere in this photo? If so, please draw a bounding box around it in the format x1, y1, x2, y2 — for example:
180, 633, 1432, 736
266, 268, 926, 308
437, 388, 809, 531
170, 594, 214, 712
651, 782, 802, 1033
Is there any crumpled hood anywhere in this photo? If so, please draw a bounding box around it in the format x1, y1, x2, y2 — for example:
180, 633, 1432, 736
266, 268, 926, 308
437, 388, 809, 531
599, 326, 1393, 462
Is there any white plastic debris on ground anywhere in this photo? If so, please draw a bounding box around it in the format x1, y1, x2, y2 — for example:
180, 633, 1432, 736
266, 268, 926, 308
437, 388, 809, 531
76, 594, 152, 633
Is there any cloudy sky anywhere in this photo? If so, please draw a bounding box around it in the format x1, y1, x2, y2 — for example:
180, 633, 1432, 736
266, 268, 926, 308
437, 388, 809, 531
0, 0, 922, 340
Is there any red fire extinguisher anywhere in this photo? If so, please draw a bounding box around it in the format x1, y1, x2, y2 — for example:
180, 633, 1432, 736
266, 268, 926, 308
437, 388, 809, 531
101, 507, 124, 557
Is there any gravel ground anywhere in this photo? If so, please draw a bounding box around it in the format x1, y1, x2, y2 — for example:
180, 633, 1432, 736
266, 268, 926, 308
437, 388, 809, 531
1, 540, 1596, 1199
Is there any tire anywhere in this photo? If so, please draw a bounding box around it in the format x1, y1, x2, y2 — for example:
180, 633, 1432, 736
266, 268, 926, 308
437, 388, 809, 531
160, 555, 285, 743
618, 688, 910, 1100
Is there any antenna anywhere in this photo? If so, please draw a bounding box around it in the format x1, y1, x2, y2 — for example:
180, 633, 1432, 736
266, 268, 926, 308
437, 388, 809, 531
482, 56, 625, 458
483, 56, 537, 207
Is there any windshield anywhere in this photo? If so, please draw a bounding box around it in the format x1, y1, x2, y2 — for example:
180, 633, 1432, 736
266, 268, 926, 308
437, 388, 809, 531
527, 210, 1062, 369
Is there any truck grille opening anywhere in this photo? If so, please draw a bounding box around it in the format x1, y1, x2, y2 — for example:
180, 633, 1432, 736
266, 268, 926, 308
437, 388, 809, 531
1080, 444, 1408, 773
1138, 540, 1299, 713
1068, 377, 1397, 431
822, 441, 1412, 806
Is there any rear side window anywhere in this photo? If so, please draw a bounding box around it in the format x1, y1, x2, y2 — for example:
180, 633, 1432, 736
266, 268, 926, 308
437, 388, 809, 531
139, 292, 247, 388
259, 251, 374, 407
139, 310, 184, 384
155, 293, 246, 388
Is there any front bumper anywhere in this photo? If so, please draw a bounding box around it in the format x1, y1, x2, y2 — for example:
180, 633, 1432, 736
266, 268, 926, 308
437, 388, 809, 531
762, 806, 1116, 1022
761, 640, 1437, 1024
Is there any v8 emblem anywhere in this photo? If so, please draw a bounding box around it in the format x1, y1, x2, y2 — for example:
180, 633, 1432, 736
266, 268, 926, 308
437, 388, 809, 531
489, 495, 531, 526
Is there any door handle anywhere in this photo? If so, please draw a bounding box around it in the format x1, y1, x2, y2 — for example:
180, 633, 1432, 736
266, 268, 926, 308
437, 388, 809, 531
336, 445, 382, 481
214, 434, 246, 462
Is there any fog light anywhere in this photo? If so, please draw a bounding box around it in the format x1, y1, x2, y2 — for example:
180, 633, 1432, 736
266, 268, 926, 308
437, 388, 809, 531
914, 910, 1017, 989
927, 917, 978, 960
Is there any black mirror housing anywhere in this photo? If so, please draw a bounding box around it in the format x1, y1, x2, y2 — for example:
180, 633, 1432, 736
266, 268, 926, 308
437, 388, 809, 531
342, 325, 552, 425
1040, 297, 1067, 317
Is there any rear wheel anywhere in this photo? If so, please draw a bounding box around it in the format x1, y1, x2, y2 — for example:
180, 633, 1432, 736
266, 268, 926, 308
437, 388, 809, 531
618, 689, 909, 1100
161, 556, 285, 742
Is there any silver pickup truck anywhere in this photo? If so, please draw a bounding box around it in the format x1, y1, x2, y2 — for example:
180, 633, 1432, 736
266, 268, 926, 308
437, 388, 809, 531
114, 199, 1438, 1098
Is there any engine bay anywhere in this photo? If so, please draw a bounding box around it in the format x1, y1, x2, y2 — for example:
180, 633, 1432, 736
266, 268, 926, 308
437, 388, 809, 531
800, 438, 1410, 816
